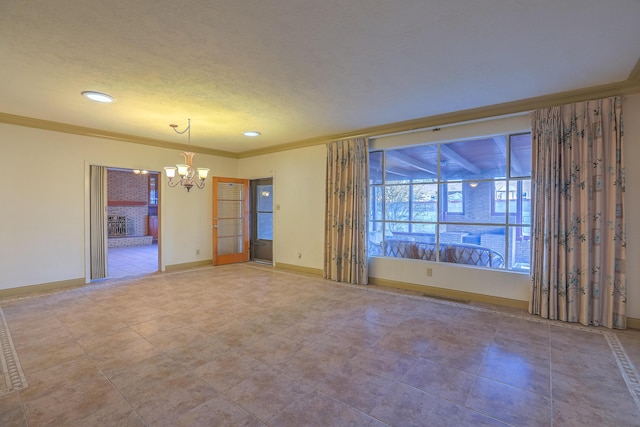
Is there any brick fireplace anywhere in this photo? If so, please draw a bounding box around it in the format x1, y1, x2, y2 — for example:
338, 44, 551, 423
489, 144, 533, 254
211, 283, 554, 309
107, 169, 155, 248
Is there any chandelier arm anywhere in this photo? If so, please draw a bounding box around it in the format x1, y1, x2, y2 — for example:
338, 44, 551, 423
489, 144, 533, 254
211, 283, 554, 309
165, 119, 208, 191
167, 178, 182, 188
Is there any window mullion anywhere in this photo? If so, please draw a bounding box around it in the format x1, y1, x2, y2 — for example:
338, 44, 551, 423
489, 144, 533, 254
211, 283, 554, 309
369, 131, 531, 271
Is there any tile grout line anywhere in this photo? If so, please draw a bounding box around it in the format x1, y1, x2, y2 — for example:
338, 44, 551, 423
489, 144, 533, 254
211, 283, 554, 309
89, 355, 150, 426
242, 263, 640, 416
604, 333, 640, 413
3, 263, 640, 419
0, 306, 28, 395
0, 311, 10, 394
547, 323, 554, 427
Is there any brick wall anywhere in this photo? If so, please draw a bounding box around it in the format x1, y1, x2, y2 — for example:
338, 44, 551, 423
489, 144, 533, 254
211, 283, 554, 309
447, 182, 495, 224
442, 182, 531, 268
107, 170, 149, 237
108, 170, 148, 202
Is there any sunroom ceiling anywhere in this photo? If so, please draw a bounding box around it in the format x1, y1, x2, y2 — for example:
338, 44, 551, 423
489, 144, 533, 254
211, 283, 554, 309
377, 134, 532, 182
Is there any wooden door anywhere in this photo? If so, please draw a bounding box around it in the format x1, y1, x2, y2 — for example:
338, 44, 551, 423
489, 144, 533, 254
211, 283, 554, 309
212, 177, 249, 265
250, 178, 274, 263
148, 216, 158, 243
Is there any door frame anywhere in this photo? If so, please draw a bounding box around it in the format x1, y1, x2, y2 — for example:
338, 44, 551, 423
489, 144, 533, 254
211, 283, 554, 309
249, 177, 274, 264
212, 177, 250, 265
85, 162, 162, 282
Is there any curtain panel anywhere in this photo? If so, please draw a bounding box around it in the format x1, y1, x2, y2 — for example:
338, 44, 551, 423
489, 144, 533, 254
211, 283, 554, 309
90, 165, 108, 280
324, 137, 369, 284
530, 96, 626, 329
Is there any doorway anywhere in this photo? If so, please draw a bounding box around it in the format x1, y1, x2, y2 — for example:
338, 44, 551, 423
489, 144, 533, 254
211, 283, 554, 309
90, 167, 160, 280
250, 178, 273, 264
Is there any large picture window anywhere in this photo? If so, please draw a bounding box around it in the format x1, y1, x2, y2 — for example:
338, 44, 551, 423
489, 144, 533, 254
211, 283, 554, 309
369, 133, 531, 271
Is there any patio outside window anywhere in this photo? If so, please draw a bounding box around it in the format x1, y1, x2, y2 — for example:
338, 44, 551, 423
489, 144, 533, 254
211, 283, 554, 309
369, 132, 532, 271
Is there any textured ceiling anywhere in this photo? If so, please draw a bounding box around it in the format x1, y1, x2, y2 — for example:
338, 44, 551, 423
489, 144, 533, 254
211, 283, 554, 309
1, 0, 639, 154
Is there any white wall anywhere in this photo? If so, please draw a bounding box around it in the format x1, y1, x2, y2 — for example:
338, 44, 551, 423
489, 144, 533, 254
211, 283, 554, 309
238, 98, 640, 318
623, 93, 640, 319
369, 114, 533, 303
2, 93, 639, 318
0, 124, 237, 290
238, 145, 326, 269
372, 113, 531, 149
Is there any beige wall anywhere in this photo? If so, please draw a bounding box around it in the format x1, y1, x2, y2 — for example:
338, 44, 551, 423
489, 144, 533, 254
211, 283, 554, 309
2, 93, 639, 320
238, 95, 640, 319
367, 114, 533, 303
0, 124, 236, 290
238, 145, 326, 268
623, 93, 640, 319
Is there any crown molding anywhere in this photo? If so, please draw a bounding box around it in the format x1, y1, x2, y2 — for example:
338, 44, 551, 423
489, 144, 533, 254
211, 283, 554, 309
0, 112, 239, 159
629, 57, 640, 83
238, 79, 640, 158
4, 77, 640, 161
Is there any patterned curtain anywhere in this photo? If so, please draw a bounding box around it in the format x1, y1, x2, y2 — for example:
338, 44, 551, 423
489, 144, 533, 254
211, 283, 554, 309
530, 96, 626, 329
324, 137, 369, 284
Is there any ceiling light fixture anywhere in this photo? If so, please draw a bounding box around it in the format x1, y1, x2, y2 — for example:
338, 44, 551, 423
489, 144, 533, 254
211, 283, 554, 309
81, 91, 114, 103
164, 119, 210, 192
243, 131, 261, 137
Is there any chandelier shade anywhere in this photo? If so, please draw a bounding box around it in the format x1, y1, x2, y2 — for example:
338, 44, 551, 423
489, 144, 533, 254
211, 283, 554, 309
164, 119, 210, 192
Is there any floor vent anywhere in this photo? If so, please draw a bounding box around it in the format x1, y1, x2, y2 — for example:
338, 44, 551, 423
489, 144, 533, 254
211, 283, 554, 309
421, 293, 470, 304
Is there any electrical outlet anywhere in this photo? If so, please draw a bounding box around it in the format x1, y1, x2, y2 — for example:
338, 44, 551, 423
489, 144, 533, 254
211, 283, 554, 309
298, 252, 302, 259
426, 267, 433, 277
196, 249, 200, 255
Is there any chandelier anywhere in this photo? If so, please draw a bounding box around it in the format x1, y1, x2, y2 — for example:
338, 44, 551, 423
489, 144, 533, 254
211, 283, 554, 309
164, 119, 210, 192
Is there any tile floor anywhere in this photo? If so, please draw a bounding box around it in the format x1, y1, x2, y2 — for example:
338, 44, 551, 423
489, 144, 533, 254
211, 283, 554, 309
1, 264, 639, 426
107, 244, 158, 279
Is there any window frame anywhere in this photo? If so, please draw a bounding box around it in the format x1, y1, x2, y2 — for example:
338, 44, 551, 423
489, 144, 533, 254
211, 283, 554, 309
369, 132, 532, 272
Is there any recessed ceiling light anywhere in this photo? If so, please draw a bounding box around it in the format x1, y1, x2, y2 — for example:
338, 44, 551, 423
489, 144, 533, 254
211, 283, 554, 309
243, 131, 261, 137
81, 91, 114, 103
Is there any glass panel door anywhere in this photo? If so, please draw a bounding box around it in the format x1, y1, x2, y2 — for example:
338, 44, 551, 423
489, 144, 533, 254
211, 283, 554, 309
212, 177, 249, 265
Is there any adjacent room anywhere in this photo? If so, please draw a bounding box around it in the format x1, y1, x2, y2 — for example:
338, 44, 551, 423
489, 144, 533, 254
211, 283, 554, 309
1, 0, 640, 425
